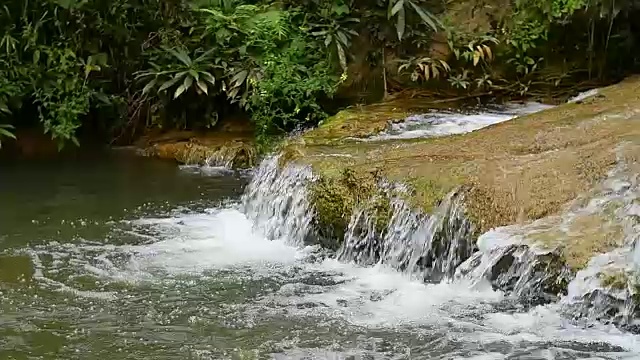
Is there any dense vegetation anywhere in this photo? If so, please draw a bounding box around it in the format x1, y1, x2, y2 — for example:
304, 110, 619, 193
0, 0, 639, 149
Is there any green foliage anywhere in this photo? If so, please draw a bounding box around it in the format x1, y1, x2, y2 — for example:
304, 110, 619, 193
2, 0, 637, 149
247, 40, 338, 141
0, 124, 16, 148
400, 0, 640, 97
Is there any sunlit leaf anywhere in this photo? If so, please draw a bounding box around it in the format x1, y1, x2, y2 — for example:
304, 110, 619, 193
158, 74, 184, 92
408, 0, 439, 31
196, 79, 208, 95
142, 78, 158, 95
336, 31, 349, 46
0, 125, 16, 139
336, 42, 347, 70
396, 7, 406, 40
432, 65, 439, 79
201, 71, 216, 85
174, 84, 188, 99
439, 60, 451, 72
483, 45, 493, 60
230, 70, 248, 87
390, 0, 404, 16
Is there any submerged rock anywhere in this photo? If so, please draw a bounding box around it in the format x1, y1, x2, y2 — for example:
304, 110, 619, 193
138, 128, 256, 169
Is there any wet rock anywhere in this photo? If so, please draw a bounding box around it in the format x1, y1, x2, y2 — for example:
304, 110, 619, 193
460, 244, 573, 306
564, 279, 640, 333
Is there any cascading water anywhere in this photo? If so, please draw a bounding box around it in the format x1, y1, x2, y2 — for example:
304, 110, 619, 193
339, 188, 475, 282
239, 151, 640, 333
5, 150, 640, 358
241, 156, 315, 246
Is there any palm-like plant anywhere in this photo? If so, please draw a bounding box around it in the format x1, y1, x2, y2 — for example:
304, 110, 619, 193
136, 47, 219, 99
387, 0, 441, 40
310, 17, 360, 70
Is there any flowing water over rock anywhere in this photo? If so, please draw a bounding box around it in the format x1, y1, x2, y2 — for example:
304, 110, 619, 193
2, 152, 640, 359
361, 102, 553, 141
339, 188, 475, 282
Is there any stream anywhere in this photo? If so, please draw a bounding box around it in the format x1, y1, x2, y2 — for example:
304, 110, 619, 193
1, 140, 640, 358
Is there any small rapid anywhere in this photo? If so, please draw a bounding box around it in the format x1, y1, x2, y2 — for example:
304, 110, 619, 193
361, 102, 553, 141
3, 153, 640, 358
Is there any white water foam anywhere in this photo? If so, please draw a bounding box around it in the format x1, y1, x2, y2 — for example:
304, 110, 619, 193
17, 152, 640, 358
242, 156, 315, 246
362, 102, 553, 141
20, 201, 640, 357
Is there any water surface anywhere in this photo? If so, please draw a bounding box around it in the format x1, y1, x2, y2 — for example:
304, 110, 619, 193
1, 152, 639, 359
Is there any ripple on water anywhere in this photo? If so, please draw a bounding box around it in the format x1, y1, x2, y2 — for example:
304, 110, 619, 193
2, 205, 640, 359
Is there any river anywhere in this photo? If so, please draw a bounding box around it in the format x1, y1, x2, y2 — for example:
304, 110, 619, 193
1, 150, 639, 359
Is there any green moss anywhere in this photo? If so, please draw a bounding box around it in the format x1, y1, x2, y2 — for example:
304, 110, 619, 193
405, 177, 459, 214
601, 271, 629, 290
308, 168, 391, 250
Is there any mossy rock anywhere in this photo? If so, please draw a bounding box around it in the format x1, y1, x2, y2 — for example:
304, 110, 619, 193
308, 168, 392, 250
282, 77, 640, 274
143, 135, 256, 169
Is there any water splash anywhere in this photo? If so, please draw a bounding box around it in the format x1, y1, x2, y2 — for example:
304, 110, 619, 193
339, 188, 475, 281
241, 156, 315, 246
454, 229, 572, 306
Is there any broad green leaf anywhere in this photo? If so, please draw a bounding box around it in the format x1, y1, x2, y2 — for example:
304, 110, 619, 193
0, 125, 16, 139
336, 42, 347, 70
174, 83, 188, 99
88, 52, 108, 66
332, 4, 350, 15
396, 7, 406, 40
336, 31, 349, 46
189, 70, 199, 81
408, 0, 439, 31
168, 48, 192, 67
196, 79, 208, 95
391, 0, 405, 16
201, 71, 216, 85
94, 91, 111, 105
158, 74, 184, 92
183, 76, 194, 91
0, 101, 10, 114
230, 70, 248, 87
142, 78, 158, 95
194, 48, 215, 64
325, 34, 333, 47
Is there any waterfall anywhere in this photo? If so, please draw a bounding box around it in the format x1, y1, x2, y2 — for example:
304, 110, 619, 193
239, 151, 640, 330
339, 188, 475, 282
241, 156, 314, 246
240, 156, 476, 281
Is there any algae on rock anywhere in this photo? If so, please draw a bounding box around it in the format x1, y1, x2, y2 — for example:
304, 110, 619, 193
308, 168, 392, 250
